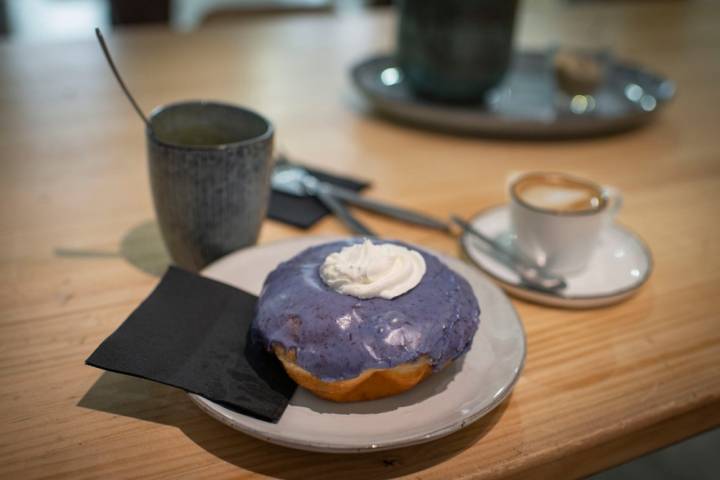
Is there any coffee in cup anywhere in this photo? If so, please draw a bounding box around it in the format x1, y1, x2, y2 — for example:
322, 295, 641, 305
513, 173, 605, 213
509, 172, 622, 274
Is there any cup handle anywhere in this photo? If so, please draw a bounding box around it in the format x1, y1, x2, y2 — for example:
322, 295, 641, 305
602, 186, 623, 223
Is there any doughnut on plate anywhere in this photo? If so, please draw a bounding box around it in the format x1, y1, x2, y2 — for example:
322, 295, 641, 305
192, 236, 526, 453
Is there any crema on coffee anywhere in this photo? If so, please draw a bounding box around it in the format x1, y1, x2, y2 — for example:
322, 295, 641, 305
512, 173, 604, 213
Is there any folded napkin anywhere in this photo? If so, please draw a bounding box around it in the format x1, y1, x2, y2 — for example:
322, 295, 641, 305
268, 165, 369, 228
86, 267, 296, 423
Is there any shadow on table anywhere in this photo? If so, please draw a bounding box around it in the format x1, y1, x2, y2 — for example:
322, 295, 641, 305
54, 220, 170, 277
119, 220, 171, 276
77, 371, 198, 426
78, 371, 510, 479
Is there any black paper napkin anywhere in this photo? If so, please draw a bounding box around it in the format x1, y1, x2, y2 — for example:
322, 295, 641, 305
268, 166, 370, 228
86, 267, 296, 423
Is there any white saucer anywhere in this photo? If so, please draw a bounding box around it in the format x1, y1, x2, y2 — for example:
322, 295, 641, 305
189, 236, 526, 453
460, 205, 653, 309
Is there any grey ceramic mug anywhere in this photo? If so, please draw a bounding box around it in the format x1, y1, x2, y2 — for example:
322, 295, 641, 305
146, 101, 274, 271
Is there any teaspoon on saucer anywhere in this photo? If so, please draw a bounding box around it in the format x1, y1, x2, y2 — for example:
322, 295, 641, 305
451, 216, 567, 292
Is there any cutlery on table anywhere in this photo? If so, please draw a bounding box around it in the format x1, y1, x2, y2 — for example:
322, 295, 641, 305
272, 159, 565, 293
272, 160, 450, 236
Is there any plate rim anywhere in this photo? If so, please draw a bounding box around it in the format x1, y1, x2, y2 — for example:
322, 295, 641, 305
460, 204, 654, 308
189, 235, 527, 453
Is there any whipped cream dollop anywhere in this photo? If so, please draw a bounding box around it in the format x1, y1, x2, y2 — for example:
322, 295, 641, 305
319, 239, 426, 300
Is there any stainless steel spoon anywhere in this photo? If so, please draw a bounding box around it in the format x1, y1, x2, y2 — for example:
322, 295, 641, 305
272, 161, 450, 233
95, 28, 150, 129
451, 216, 567, 292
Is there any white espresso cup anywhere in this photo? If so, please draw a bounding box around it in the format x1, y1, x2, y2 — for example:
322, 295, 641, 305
509, 172, 622, 275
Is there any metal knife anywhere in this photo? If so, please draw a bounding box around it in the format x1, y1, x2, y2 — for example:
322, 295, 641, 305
272, 162, 449, 232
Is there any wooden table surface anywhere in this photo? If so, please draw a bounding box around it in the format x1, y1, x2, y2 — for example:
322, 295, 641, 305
2, 1, 719, 478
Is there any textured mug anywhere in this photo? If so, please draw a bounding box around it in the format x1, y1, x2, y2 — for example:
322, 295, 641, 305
146, 101, 274, 271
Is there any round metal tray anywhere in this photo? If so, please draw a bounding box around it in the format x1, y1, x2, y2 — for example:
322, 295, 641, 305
351, 51, 675, 138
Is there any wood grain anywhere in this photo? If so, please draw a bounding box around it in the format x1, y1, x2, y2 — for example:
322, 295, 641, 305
1, 1, 720, 478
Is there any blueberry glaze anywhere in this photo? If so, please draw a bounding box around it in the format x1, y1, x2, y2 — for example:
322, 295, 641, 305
252, 240, 480, 381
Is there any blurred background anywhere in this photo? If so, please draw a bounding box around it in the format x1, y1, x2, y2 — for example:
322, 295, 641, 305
0, 0, 392, 41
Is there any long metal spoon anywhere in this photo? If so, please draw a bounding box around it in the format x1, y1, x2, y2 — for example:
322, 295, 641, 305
272, 160, 449, 232
95, 27, 150, 129
451, 216, 567, 292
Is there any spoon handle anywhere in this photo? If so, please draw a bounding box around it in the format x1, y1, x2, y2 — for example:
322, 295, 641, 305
316, 187, 376, 237
324, 184, 450, 231
95, 28, 150, 128
451, 216, 566, 291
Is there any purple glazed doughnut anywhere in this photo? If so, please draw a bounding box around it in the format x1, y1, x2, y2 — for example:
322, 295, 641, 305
252, 239, 480, 401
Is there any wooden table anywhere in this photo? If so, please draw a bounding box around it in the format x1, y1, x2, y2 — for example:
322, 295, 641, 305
2, 1, 719, 478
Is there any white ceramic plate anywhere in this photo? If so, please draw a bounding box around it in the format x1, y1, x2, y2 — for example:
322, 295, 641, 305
461, 205, 653, 309
189, 236, 526, 453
